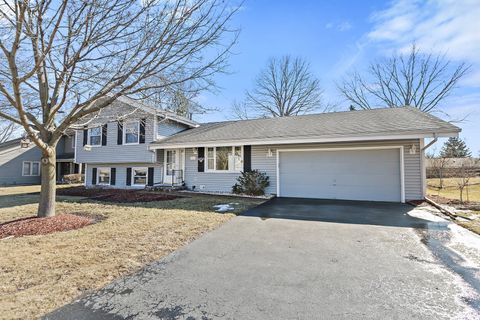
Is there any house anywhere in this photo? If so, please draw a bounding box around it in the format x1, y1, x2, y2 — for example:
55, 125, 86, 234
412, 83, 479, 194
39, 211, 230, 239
77, 97, 460, 203
0, 133, 80, 186
426, 157, 479, 178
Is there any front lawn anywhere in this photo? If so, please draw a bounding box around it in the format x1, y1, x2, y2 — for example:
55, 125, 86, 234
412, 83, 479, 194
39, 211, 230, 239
427, 177, 480, 236
0, 185, 264, 320
427, 177, 480, 202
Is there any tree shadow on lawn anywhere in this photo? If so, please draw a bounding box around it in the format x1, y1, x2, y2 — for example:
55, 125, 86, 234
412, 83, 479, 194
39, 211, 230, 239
0, 191, 264, 217
84, 193, 265, 215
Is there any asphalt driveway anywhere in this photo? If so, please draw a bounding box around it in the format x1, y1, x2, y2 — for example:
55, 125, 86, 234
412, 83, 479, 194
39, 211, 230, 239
46, 198, 480, 320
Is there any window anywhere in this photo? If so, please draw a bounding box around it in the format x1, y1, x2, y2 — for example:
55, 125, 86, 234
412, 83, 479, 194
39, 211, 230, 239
97, 167, 110, 185
206, 146, 243, 172
89, 127, 101, 146
124, 121, 140, 144
132, 167, 147, 186
22, 161, 40, 176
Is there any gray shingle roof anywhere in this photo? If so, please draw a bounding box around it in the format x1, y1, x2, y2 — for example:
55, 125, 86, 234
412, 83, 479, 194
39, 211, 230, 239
0, 137, 22, 151
151, 107, 460, 147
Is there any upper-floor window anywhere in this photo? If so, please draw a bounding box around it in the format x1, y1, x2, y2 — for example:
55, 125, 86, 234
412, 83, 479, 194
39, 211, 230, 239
22, 161, 40, 176
89, 127, 102, 146
206, 146, 242, 172
124, 121, 140, 144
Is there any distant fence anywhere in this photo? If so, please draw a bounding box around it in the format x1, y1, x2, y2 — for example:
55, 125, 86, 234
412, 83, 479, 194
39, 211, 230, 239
427, 167, 480, 179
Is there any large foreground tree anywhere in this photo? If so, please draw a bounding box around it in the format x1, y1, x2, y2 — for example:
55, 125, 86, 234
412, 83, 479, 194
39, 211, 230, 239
339, 44, 469, 113
234, 55, 325, 119
0, 0, 238, 217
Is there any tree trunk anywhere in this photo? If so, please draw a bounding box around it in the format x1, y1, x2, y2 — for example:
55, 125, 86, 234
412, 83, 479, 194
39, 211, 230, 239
38, 150, 56, 217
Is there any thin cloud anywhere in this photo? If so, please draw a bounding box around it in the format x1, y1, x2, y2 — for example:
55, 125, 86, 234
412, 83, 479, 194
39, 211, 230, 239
367, 0, 480, 87
325, 21, 352, 32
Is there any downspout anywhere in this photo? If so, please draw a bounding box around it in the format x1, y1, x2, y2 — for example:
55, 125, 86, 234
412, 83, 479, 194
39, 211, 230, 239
420, 134, 438, 199
422, 135, 438, 151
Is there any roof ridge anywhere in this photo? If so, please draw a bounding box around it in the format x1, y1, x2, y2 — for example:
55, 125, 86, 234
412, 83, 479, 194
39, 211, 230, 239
202, 107, 406, 125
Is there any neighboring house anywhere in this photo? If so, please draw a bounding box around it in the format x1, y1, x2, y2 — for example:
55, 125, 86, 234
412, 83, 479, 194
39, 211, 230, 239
426, 157, 480, 178
78, 99, 460, 203
0, 133, 80, 186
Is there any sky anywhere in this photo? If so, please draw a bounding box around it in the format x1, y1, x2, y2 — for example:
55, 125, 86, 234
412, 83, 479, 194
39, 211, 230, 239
196, 0, 480, 156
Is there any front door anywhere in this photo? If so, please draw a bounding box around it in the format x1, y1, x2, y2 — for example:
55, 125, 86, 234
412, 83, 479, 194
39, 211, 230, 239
164, 149, 179, 184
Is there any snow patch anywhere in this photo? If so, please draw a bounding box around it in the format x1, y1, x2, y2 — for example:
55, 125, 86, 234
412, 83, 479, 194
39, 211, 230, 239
213, 203, 239, 212
407, 206, 446, 222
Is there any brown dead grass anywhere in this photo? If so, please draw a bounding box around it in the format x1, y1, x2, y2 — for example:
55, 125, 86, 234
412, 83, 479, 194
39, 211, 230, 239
427, 177, 480, 202
0, 185, 264, 320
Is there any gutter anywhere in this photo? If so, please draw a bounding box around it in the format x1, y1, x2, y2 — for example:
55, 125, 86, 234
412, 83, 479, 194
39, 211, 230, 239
148, 131, 459, 150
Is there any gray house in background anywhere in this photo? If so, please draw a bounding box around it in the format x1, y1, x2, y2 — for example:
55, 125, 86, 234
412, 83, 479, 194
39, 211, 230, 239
78, 98, 460, 203
0, 133, 80, 186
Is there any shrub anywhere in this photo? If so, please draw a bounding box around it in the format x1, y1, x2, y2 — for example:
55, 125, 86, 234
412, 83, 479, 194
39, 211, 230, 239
63, 174, 84, 184
232, 170, 270, 196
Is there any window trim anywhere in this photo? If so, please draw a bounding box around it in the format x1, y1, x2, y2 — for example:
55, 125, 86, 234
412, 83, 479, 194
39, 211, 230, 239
22, 161, 40, 176
123, 120, 140, 145
131, 167, 148, 186
205, 146, 243, 173
96, 167, 111, 185
88, 126, 102, 147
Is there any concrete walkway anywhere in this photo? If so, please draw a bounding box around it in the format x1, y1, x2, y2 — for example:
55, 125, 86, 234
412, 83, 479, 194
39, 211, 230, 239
46, 199, 480, 320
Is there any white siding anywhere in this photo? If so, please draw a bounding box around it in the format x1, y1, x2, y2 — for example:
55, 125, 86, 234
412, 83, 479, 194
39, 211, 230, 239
184, 147, 240, 192
85, 163, 163, 188
76, 114, 156, 164
182, 139, 423, 200
157, 119, 189, 138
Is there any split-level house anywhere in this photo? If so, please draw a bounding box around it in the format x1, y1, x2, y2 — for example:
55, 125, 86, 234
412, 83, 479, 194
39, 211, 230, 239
77, 97, 460, 203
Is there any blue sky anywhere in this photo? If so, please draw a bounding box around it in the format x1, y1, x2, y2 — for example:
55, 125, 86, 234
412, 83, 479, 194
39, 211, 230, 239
197, 0, 480, 155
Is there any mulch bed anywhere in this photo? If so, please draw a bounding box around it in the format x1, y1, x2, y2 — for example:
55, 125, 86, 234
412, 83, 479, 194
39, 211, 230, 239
57, 186, 178, 203
93, 191, 177, 203
0, 214, 94, 239
57, 186, 104, 198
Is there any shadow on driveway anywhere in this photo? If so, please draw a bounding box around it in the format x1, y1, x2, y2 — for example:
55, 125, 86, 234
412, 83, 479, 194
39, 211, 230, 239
242, 197, 436, 229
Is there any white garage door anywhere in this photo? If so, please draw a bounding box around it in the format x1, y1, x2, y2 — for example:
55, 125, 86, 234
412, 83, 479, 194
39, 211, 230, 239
278, 148, 402, 202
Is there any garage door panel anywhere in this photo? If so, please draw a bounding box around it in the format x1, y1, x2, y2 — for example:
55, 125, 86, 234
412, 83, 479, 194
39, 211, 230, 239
279, 149, 401, 202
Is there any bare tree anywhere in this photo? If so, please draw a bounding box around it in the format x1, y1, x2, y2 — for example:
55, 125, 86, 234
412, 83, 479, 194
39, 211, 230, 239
0, 120, 15, 143
429, 157, 448, 189
239, 55, 325, 118
457, 163, 474, 203
338, 44, 469, 113
0, 0, 238, 217
231, 99, 253, 120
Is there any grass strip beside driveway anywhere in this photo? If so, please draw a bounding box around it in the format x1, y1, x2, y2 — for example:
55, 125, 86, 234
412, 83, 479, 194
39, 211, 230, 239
0, 186, 264, 320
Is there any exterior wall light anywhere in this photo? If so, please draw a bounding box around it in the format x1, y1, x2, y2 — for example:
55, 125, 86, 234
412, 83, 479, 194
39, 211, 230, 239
409, 144, 417, 155
20, 138, 31, 148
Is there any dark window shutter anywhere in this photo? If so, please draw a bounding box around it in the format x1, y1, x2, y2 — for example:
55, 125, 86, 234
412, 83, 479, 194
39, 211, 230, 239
117, 121, 123, 145
139, 119, 146, 144
243, 145, 252, 172
147, 167, 154, 186
126, 167, 132, 186
110, 168, 116, 185
91, 168, 97, 185
198, 147, 205, 172
101, 124, 108, 146
83, 129, 88, 146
